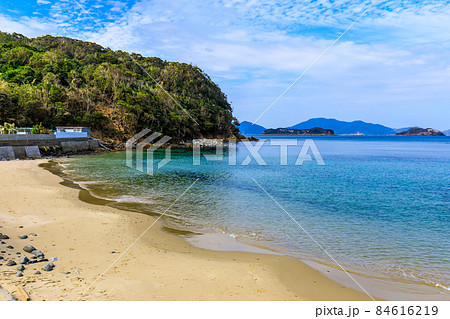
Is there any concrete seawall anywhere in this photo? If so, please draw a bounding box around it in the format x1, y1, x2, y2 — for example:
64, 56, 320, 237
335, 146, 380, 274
0, 135, 101, 160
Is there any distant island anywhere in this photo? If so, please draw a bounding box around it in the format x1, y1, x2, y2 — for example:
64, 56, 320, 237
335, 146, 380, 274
396, 128, 445, 136
287, 118, 396, 136
238, 118, 448, 137
263, 127, 335, 136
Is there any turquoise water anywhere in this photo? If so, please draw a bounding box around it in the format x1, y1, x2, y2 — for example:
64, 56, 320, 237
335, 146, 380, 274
63, 136, 450, 294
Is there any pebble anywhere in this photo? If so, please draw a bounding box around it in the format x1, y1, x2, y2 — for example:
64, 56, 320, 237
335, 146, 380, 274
16, 265, 25, 271
16, 252, 21, 255
19, 256, 29, 264
29, 233, 37, 237
1, 241, 5, 244
6, 245, 13, 249
42, 262, 55, 272
23, 245, 36, 253
6, 260, 16, 266
110, 251, 116, 254
31, 250, 45, 259
0, 234, 9, 240
62, 271, 70, 275
18, 235, 28, 239
0, 256, 3, 260
34, 271, 41, 275
18, 226, 23, 228
1, 251, 5, 253
16, 272, 23, 277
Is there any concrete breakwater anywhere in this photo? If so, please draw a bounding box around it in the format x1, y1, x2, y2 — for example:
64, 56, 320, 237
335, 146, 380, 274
0, 135, 101, 160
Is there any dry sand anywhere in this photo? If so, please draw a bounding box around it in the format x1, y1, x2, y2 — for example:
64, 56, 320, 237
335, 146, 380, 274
0, 159, 371, 301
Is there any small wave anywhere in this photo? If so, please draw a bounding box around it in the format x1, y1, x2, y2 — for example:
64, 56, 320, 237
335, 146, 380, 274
435, 283, 450, 291
76, 180, 102, 186
216, 229, 266, 241
115, 195, 156, 204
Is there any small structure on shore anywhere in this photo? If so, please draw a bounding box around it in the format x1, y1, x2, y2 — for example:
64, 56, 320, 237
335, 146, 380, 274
0, 126, 99, 160
55, 126, 90, 138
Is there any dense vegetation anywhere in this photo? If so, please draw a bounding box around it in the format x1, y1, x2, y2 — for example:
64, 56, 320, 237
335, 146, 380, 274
0, 32, 241, 144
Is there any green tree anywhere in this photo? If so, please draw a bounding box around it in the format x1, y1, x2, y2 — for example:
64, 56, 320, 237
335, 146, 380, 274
0, 122, 17, 134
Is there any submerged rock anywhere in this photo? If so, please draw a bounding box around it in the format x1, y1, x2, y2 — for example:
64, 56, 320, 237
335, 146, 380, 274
0, 234, 9, 240
34, 270, 41, 275
23, 245, 36, 253
18, 235, 28, 239
16, 272, 23, 277
19, 256, 29, 264
6, 245, 13, 249
6, 260, 16, 266
16, 265, 25, 271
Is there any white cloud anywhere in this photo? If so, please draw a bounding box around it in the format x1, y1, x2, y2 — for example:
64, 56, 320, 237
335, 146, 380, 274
0, 14, 59, 37
83, 0, 449, 129
37, 0, 51, 5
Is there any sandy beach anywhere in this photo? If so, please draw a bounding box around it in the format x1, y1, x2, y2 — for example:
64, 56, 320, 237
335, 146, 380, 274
0, 159, 371, 301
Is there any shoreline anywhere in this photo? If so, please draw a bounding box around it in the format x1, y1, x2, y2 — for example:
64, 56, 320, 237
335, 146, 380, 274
50, 156, 449, 301
0, 159, 372, 301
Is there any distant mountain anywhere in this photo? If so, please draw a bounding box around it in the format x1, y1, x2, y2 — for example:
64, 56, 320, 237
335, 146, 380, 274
443, 129, 450, 136
396, 128, 445, 136
263, 127, 335, 136
288, 118, 396, 136
237, 121, 266, 135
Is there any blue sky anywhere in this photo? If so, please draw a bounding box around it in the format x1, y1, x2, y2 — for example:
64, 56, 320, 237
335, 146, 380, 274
1, 0, 450, 130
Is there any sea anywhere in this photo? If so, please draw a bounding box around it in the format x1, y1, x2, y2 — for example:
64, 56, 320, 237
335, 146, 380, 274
57, 136, 450, 299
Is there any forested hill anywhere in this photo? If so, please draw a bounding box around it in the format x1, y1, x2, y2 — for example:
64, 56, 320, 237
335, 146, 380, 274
0, 32, 241, 143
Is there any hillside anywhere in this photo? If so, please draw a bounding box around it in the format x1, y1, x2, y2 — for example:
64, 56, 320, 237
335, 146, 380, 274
288, 118, 396, 136
0, 32, 241, 144
443, 129, 450, 136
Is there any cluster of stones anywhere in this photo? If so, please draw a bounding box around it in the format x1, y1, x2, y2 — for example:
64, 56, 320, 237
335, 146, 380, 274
0, 232, 56, 277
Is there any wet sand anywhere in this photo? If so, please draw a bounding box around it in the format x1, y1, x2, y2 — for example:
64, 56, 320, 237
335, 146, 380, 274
0, 159, 371, 301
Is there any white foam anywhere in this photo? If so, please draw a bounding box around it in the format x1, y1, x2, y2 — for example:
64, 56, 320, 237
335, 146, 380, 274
436, 283, 450, 291
115, 195, 156, 204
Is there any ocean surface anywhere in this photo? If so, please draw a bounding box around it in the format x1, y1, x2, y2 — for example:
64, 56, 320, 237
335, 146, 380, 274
61, 136, 450, 297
